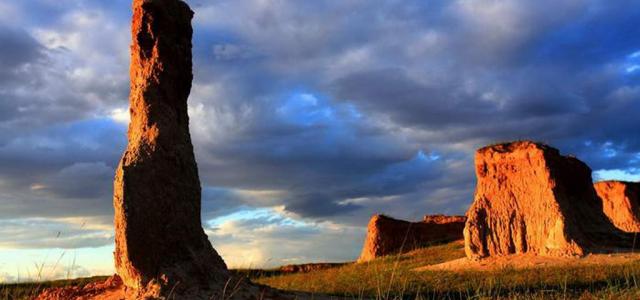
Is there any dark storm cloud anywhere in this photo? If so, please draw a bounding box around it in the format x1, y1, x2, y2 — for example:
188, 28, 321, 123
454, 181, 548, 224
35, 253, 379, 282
284, 193, 360, 218
184, 0, 640, 221
188, 89, 441, 217
0, 26, 47, 124
1, 0, 640, 253
0, 26, 43, 70
0, 0, 130, 229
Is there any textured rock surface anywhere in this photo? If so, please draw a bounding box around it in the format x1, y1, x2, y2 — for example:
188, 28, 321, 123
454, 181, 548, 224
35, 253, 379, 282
595, 181, 640, 232
112, 0, 230, 297
464, 141, 632, 259
358, 214, 466, 262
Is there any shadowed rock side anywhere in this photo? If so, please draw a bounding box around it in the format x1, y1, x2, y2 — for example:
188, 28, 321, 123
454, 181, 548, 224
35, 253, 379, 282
464, 141, 633, 260
358, 214, 466, 262
595, 181, 640, 232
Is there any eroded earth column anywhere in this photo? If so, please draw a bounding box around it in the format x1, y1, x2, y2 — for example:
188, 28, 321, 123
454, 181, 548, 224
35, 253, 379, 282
113, 0, 228, 297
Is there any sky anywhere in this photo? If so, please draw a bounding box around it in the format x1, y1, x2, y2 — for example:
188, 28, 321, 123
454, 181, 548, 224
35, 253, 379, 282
0, 0, 639, 282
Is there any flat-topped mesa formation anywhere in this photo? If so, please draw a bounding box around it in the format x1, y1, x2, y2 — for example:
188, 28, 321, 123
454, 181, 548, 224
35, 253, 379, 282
358, 214, 466, 262
464, 141, 633, 260
595, 181, 640, 232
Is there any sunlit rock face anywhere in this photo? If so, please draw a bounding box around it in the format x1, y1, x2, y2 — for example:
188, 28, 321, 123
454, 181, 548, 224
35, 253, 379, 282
595, 181, 640, 232
464, 141, 632, 260
357, 214, 466, 262
113, 0, 228, 297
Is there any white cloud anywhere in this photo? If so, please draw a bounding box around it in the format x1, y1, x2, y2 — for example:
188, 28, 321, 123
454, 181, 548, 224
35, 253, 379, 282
110, 108, 130, 124
207, 207, 364, 268
0, 218, 113, 250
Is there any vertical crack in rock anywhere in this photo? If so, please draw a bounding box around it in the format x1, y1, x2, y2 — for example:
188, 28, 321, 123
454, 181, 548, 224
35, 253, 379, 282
113, 0, 229, 297
464, 141, 633, 259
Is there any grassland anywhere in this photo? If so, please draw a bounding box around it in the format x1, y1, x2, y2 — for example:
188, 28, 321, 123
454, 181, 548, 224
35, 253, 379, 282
255, 241, 640, 299
4, 241, 640, 299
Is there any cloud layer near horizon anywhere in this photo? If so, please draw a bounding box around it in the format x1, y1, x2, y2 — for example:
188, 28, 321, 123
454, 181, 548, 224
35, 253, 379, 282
0, 0, 639, 274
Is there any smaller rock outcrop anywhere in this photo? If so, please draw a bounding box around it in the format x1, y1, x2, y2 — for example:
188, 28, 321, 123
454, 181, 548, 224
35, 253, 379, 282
358, 214, 466, 262
464, 141, 632, 260
595, 181, 640, 232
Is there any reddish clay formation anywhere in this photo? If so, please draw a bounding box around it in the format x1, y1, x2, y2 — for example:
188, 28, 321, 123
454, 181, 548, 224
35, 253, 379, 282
595, 181, 640, 232
110, 0, 233, 297
464, 141, 632, 260
358, 214, 466, 262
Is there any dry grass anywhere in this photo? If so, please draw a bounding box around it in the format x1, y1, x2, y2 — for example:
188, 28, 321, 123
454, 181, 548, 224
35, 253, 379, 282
6, 241, 640, 299
255, 241, 640, 299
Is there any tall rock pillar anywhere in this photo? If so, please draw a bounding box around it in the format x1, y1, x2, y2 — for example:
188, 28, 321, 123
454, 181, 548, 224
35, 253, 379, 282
113, 0, 228, 297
